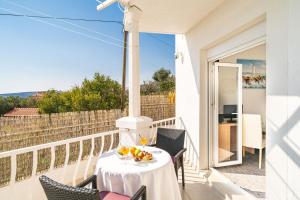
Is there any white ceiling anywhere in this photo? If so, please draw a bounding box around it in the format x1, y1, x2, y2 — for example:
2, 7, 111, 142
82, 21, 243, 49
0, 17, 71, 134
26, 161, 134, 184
131, 0, 225, 34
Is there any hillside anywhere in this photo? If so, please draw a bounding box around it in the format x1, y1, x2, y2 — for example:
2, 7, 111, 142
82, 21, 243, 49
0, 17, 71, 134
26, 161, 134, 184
0, 91, 38, 98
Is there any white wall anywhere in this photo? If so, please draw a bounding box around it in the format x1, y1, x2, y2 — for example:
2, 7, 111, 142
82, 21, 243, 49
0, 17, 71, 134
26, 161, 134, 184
243, 89, 266, 128
175, 0, 266, 168
266, 0, 300, 199
221, 44, 266, 129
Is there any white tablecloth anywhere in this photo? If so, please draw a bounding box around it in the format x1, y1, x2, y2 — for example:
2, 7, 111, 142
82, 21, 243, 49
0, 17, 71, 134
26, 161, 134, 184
95, 146, 182, 200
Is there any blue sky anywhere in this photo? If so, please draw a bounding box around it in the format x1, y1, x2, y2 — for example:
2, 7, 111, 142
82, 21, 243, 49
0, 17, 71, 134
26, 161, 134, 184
0, 0, 175, 94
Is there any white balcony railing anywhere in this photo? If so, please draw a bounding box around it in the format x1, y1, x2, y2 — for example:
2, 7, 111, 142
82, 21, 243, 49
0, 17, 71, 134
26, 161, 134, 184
0, 117, 199, 200
0, 129, 120, 200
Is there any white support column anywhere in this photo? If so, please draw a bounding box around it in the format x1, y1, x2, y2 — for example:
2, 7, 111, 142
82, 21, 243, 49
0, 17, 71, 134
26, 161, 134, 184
116, 5, 152, 146
126, 6, 141, 117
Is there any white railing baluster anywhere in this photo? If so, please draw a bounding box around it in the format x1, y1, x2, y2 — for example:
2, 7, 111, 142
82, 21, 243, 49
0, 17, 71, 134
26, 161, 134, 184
109, 133, 114, 151
99, 136, 105, 156
192, 150, 195, 167
84, 137, 95, 180
189, 141, 193, 165
73, 140, 83, 186
32, 149, 38, 176
187, 138, 191, 163
79, 140, 83, 159
184, 136, 188, 161
50, 146, 55, 170
10, 154, 16, 185
150, 126, 156, 144
196, 155, 200, 171
61, 143, 70, 182
65, 143, 70, 167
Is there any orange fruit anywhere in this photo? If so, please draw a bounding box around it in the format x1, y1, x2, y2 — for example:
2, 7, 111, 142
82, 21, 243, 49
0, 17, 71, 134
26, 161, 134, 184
129, 147, 136, 156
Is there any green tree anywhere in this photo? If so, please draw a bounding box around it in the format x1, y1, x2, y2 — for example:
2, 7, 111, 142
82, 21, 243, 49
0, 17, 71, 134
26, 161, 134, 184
159, 75, 175, 92
21, 97, 38, 108
0, 96, 38, 115
6, 96, 22, 108
152, 68, 171, 82
0, 97, 13, 115
69, 87, 102, 111
140, 81, 160, 95
38, 73, 122, 114
141, 68, 175, 95
80, 73, 122, 110
38, 90, 66, 114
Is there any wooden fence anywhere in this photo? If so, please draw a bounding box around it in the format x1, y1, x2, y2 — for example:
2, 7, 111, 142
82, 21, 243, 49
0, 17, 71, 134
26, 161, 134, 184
0, 110, 122, 152
141, 95, 175, 121
0, 95, 174, 152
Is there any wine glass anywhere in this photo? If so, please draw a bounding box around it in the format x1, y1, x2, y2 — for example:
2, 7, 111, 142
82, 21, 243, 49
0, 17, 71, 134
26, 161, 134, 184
123, 147, 129, 157
139, 134, 148, 148
117, 145, 129, 159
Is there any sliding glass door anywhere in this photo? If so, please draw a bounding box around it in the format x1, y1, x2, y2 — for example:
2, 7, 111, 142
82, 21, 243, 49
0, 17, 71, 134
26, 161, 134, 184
212, 62, 242, 167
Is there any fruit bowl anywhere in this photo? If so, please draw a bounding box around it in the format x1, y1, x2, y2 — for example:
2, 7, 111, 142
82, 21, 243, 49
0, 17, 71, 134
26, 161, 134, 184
116, 146, 154, 163
129, 147, 154, 162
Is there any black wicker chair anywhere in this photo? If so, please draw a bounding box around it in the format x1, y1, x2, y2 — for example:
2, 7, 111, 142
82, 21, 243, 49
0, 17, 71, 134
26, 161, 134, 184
152, 127, 186, 189
39, 175, 146, 200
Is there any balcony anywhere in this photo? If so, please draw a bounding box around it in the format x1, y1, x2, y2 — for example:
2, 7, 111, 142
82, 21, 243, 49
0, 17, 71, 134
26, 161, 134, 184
0, 117, 252, 200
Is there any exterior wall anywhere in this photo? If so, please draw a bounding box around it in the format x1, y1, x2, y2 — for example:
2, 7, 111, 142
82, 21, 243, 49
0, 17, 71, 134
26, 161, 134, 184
266, 0, 300, 199
175, 0, 266, 169
175, 34, 201, 167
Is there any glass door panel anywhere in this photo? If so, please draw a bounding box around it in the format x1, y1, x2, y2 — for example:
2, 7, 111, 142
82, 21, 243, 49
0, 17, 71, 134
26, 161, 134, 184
213, 62, 242, 167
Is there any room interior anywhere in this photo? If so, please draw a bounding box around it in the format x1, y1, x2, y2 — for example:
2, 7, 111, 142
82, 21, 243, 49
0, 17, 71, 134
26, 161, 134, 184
215, 44, 266, 199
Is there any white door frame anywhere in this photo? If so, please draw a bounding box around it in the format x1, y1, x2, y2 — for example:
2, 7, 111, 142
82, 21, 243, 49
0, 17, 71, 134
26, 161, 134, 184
207, 40, 266, 167
212, 62, 243, 167
207, 21, 266, 62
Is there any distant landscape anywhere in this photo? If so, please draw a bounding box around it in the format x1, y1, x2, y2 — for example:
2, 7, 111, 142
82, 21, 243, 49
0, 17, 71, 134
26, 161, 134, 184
0, 92, 40, 98
0, 68, 175, 116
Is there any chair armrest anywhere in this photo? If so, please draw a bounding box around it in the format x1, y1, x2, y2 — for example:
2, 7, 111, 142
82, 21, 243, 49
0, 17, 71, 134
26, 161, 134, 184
174, 148, 187, 161
131, 185, 146, 200
76, 175, 97, 189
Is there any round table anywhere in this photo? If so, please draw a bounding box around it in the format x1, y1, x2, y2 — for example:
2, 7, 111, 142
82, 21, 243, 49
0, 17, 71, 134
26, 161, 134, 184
95, 146, 182, 200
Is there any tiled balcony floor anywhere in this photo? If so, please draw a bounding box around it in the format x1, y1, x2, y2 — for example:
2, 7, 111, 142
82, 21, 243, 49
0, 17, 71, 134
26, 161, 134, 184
178, 163, 255, 200
217, 151, 265, 199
